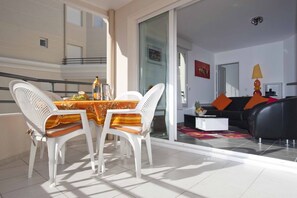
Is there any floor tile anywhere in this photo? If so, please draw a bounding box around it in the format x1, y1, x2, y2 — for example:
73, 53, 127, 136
127, 178, 185, 198
2, 182, 62, 198
241, 169, 297, 198
62, 180, 123, 198
0, 173, 46, 194
185, 162, 263, 198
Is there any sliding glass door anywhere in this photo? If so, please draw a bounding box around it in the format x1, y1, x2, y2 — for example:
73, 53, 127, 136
139, 12, 169, 139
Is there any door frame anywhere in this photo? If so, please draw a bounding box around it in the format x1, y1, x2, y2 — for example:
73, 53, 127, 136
216, 62, 240, 97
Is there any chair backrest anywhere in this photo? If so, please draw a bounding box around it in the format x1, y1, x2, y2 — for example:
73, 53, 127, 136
136, 83, 165, 133
9, 80, 58, 135
43, 90, 62, 101
115, 91, 143, 100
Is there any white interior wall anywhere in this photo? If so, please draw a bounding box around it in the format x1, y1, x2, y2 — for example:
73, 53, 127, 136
224, 63, 239, 97
284, 34, 297, 97
177, 43, 214, 123
215, 41, 284, 97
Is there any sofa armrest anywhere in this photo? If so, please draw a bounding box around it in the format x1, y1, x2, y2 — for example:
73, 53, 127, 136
247, 102, 267, 120
247, 97, 297, 139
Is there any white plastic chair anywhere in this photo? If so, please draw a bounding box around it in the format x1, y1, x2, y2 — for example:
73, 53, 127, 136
95, 91, 143, 156
9, 80, 95, 187
113, 91, 143, 150
43, 90, 63, 101
40, 91, 63, 160
97, 83, 165, 178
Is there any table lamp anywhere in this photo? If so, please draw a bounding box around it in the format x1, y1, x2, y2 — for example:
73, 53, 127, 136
252, 64, 263, 95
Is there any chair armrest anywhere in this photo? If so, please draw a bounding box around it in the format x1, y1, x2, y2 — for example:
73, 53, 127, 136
52, 109, 86, 116
103, 109, 142, 128
106, 109, 141, 114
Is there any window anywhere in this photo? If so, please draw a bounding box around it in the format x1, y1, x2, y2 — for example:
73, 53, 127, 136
177, 47, 188, 106
93, 15, 104, 28
66, 44, 82, 58
66, 6, 82, 26
40, 38, 48, 48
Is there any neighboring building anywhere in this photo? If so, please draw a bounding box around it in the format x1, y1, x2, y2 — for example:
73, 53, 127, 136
0, 0, 106, 64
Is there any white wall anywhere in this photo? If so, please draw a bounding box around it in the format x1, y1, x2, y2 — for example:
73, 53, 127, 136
0, 0, 64, 64
284, 34, 297, 97
115, 0, 181, 94
224, 63, 239, 97
177, 44, 215, 123
215, 41, 284, 97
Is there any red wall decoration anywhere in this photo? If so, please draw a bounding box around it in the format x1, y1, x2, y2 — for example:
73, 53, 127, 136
195, 60, 210, 79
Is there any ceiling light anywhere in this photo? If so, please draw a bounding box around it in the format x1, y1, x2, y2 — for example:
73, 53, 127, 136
250, 16, 263, 26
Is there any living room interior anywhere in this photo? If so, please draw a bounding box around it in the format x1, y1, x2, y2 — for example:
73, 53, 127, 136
169, 0, 297, 162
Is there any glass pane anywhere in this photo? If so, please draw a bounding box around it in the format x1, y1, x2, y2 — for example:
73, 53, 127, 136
177, 49, 187, 106
139, 12, 169, 139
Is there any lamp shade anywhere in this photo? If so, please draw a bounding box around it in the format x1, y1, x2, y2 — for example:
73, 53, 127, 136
252, 64, 263, 79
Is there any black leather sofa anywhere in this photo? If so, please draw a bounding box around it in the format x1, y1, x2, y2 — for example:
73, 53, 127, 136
203, 97, 266, 130
248, 97, 297, 141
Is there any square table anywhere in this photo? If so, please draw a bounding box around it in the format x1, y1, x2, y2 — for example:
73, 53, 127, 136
184, 114, 228, 131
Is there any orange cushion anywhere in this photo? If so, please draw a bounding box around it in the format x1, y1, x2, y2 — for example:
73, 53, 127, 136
110, 125, 142, 135
244, 94, 268, 110
211, 94, 232, 110
46, 122, 82, 137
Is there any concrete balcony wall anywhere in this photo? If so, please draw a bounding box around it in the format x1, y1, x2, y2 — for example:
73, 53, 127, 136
0, 113, 29, 161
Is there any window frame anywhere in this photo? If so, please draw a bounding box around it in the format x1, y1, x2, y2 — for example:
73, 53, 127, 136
177, 47, 188, 107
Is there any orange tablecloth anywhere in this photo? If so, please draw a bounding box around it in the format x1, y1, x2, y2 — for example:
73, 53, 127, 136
46, 100, 141, 129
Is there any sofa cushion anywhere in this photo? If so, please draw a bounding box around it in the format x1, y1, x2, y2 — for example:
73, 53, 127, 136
244, 94, 268, 110
225, 97, 251, 111
211, 94, 232, 110
221, 110, 242, 121
267, 97, 278, 104
205, 109, 222, 117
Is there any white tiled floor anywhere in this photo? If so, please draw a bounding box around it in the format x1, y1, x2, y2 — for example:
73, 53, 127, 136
1, 141, 297, 198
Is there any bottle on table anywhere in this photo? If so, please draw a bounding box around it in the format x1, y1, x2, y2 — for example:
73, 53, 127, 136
92, 76, 101, 100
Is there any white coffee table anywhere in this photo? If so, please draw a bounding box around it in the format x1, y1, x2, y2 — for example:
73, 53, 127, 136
195, 116, 228, 131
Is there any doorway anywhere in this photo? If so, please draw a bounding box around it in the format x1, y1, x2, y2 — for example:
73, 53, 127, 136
139, 12, 169, 139
217, 62, 239, 97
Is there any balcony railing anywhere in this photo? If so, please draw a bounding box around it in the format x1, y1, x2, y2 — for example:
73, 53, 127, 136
0, 72, 92, 103
62, 57, 107, 65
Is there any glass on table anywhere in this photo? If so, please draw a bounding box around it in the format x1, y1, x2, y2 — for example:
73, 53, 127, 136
102, 84, 114, 100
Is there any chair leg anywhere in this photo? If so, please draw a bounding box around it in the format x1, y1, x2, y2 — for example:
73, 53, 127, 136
46, 139, 57, 186
95, 125, 102, 154
130, 136, 142, 178
145, 134, 153, 165
98, 131, 107, 174
120, 137, 131, 159
85, 131, 96, 173
40, 141, 45, 159
28, 138, 38, 178
114, 135, 118, 148
53, 142, 60, 186
120, 137, 126, 159
286, 139, 289, 146
59, 144, 66, 165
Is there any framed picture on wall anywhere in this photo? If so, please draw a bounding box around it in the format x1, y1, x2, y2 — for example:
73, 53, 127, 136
195, 60, 210, 79
147, 44, 162, 65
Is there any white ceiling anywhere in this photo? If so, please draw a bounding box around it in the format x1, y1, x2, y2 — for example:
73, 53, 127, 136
177, 0, 297, 53
84, 0, 296, 53
83, 0, 133, 10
